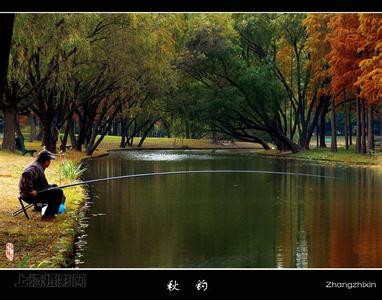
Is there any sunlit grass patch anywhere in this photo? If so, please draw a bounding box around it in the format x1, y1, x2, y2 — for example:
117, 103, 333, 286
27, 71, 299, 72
98, 135, 260, 150
292, 147, 382, 166
59, 160, 87, 181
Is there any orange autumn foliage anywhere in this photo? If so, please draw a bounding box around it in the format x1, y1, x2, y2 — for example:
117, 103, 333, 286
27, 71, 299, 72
355, 14, 382, 105
327, 14, 364, 100
276, 36, 294, 90
304, 14, 331, 98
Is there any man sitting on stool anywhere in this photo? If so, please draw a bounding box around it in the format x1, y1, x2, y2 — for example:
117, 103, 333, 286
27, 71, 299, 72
18, 149, 65, 221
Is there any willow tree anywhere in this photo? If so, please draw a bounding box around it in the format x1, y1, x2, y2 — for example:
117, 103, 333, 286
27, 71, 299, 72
178, 14, 331, 152
179, 14, 297, 151
98, 14, 182, 149
271, 14, 329, 150
6, 14, 96, 153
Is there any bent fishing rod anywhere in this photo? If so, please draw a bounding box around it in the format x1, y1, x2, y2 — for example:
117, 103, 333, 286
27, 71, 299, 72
45, 169, 339, 191
13, 169, 340, 216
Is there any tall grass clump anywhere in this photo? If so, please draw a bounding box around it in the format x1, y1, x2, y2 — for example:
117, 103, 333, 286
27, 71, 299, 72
60, 160, 86, 181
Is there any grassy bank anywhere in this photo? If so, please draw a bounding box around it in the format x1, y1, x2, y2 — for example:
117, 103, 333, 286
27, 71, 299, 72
0, 147, 88, 268
257, 146, 382, 167
90, 136, 261, 151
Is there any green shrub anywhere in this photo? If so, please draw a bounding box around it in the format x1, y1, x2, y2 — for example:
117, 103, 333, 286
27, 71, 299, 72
60, 160, 86, 181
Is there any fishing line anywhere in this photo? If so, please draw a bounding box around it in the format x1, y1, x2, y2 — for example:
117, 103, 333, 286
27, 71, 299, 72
43, 169, 340, 192
13, 169, 340, 216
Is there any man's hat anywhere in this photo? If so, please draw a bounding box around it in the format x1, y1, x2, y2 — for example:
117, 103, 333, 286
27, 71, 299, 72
37, 148, 56, 161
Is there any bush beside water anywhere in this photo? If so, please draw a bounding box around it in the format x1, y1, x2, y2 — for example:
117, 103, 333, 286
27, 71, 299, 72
60, 160, 87, 181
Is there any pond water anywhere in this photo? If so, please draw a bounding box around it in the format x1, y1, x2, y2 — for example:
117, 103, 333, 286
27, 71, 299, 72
76, 150, 382, 268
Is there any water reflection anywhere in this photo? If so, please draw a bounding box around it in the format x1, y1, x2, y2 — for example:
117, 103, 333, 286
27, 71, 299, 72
77, 150, 382, 268
120, 150, 219, 161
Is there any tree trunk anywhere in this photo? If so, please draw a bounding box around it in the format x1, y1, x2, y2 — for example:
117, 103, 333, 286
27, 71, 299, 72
212, 128, 218, 144
36, 127, 44, 143
69, 120, 79, 151
272, 137, 298, 152
344, 98, 349, 150
75, 129, 87, 151
35, 117, 43, 141
60, 120, 71, 153
316, 122, 319, 148
1, 105, 16, 151
85, 121, 113, 156
367, 105, 374, 151
41, 120, 58, 153
42, 130, 58, 153
348, 98, 353, 145
116, 120, 121, 136
120, 135, 126, 148
29, 114, 36, 142
112, 120, 118, 136
15, 113, 23, 139
330, 97, 337, 152
138, 121, 156, 147
301, 95, 326, 150
257, 139, 271, 150
320, 117, 326, 147
161, 120, 171, 138
319, 102, 329, 148
361, 100, 367, 154
269, 128, 299, 153
120, 119, 126, 148
85, 103, 121, 155
356, 98, 361, 153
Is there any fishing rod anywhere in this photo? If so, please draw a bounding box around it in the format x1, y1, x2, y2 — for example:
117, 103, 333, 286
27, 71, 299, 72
13, 169, 339, 216
44, 169, 341, 192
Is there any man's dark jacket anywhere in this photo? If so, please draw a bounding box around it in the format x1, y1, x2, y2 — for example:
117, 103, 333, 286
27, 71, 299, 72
18, 161, 49, 199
